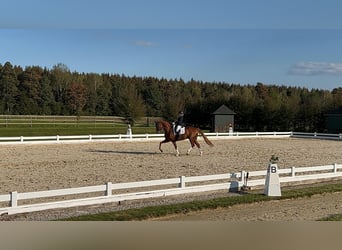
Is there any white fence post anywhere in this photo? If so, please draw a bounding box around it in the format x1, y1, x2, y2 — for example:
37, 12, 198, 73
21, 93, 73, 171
333, 163, 337, 173
20, 136, 24, 143
179, 176, 186, 188
89, 135, 92, 141
240, 170, 248, 190
106, 182, 112, 196
10, 191, 18, 207
126, 125, 132, 139
240, 170, 246, 183
56, 135, 60, 142
291, 166, 296, 177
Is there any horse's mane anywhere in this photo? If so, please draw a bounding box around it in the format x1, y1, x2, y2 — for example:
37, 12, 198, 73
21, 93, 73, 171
157, 119, 171, 126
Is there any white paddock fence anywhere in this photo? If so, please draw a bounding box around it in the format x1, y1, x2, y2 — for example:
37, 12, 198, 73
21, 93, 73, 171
0, 131, 341, 145
0, 163, 341, 216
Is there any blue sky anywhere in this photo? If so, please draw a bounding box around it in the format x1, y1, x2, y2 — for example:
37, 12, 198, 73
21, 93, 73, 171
1, 0, 342, 90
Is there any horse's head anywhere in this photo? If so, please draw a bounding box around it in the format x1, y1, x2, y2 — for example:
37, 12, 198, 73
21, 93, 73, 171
155, 120, 170, 133
155, 120, 163, 133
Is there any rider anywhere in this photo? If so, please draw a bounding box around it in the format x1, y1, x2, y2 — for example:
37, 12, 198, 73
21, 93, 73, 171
175, 111, 184, 140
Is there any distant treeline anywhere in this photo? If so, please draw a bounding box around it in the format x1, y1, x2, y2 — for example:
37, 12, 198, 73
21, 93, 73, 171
0, 61, 341, 132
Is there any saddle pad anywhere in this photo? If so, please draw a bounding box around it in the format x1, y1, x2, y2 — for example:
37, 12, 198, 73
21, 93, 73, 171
173, 126, 185, 135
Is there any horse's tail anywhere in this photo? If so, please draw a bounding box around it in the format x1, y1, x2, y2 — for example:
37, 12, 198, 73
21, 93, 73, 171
198, 129, 214, 146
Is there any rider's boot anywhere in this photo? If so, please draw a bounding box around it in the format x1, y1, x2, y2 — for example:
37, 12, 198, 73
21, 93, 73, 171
175, 132, 180, 141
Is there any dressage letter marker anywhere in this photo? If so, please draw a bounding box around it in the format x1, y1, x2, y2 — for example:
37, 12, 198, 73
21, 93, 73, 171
264, 163, 282, 196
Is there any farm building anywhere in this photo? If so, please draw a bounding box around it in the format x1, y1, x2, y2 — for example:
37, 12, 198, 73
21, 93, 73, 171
325, 106, 342, 133
211, 104, 236, 132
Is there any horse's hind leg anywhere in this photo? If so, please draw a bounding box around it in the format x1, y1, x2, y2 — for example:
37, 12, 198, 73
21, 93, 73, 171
187, 140, 195, 155
194, 139, 202, 156
187, 138, 202, 155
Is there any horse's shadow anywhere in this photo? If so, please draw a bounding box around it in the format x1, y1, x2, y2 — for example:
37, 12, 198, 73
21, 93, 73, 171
87, 149, 158, 155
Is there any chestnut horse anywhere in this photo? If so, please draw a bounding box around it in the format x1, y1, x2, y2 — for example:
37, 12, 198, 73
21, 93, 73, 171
155, 120, 213, 156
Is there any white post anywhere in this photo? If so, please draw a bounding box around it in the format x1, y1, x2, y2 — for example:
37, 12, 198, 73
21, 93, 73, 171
228, 125, 233, 136
126, 125, 132, 139
56, 135, 60, 142
106, 182, 112, 196
333, 163, 337, 173
11, 191, 18, 207
264, 163, 281, 196
89, 134, 92, 141
237, 170, 247, 189
179, 176, 186, 188
20, 136, 24, 143
240, 170, 246, 183
291, 166, 296, 177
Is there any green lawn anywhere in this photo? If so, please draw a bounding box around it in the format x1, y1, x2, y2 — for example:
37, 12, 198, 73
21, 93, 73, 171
0, 115, 158, 136
0, 124, 156, 137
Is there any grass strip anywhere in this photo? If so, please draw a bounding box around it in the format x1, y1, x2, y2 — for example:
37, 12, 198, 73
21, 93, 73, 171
61, 182, 342, 221
0, 126, 155, 137
318, 214, 342, 221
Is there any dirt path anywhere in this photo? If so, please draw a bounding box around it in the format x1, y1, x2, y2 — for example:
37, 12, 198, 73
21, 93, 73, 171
0, 137, 341, 220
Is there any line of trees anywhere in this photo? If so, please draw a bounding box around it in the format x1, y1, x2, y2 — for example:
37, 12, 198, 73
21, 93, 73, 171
1, 61, 341, 132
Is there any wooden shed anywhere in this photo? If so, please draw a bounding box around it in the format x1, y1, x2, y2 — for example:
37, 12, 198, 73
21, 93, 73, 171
211, 104, 236, 132
325, 107, 342, 133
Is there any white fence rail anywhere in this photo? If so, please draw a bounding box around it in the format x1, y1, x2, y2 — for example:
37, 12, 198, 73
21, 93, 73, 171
291, 132, 342, 140
0, 163, 341, 216
0, 131, 341, 145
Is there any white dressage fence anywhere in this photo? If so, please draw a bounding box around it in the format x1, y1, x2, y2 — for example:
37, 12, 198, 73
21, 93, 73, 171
0, 163, 341, 216
0, 131, 341, 145
0, 131, 291, 144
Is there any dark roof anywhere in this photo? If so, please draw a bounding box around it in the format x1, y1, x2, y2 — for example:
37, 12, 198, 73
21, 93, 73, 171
212, 104, 236, 115
326, 106, 342, 115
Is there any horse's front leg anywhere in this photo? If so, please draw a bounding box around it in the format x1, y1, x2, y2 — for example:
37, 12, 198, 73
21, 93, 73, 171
172, 141, 179, 156
159, 141, 163, 152
159, 140, 167, 152
159, 139, 170, 153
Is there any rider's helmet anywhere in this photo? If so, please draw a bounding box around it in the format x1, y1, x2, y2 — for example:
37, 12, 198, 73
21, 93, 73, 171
179, 111, 184, 116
